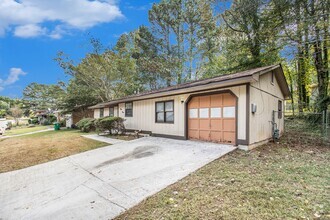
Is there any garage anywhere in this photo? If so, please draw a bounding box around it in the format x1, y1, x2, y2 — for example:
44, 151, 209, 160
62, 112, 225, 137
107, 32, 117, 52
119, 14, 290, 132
187, 92, 237, 145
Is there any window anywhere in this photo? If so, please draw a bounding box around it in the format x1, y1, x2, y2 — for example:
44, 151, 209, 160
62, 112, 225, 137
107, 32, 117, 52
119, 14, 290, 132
125, 102, 133, 117
189, 109, 198, 118
223, 107, 235, 118
109, 107, 114, 117
278, 100, 282, 119
211, 108, 221, 118
271, 72, 275, 84
156, 101, 174, 123
199, 108, 209, 118
99, 108, 104, 118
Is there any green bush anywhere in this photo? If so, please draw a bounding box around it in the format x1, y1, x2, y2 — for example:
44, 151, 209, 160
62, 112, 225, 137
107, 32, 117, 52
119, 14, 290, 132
28, 118, 39, 124
49, 115, 57, 123
76, 118, 96, 132
6, 121, 12, 130
76, 117, 125, 133
94, 117, 125, 134
59, 119, 66, 127
42, 120, 51, 126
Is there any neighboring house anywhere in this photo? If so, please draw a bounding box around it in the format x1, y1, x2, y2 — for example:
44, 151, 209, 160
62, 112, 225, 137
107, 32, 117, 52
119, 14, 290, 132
53, 106, 94, 128
71, 106, 94, 124
90, 64, 290, 150
34, 110, 48, 124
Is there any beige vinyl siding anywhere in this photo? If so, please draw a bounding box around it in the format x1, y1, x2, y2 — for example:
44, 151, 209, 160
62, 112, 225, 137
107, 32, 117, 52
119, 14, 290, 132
114, 106, 119, 117
249, 72, 285, 145
94, 109, 100, 119
104, 108, 109, 117
118, 85, 247, 139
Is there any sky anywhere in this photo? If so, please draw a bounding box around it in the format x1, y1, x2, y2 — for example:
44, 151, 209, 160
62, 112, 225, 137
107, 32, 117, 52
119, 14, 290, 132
0, 0, 158, 98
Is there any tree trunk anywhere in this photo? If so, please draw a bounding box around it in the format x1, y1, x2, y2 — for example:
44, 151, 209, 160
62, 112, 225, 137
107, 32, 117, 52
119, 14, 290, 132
188, 24, 194, 81
289, 68, 295, 115
165, 26, 172, 87
303, 7, 310, 109
295, 0, 306, 113
311, 0, 329, 112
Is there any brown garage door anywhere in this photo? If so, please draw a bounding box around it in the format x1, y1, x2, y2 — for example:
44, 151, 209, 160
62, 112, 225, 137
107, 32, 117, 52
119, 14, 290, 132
188, 93, 236, 144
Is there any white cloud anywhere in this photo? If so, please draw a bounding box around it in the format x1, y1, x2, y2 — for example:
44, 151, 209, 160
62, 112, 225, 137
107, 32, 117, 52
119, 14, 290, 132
14, 24, 47, 38
0, 68, 27, 91
0, 0, 124, 39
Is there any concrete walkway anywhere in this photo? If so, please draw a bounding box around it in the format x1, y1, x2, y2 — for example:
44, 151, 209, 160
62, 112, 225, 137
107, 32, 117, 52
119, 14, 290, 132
0, 128, 53, 139
0, 137, 236, 220
81, 134, 125, 144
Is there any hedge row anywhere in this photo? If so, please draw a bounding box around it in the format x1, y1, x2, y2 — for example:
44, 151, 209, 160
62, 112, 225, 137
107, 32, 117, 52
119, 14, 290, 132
76, 117, 125, 134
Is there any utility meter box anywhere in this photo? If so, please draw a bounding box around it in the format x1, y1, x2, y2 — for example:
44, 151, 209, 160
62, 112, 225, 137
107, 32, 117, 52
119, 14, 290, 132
251, 103, 257, 114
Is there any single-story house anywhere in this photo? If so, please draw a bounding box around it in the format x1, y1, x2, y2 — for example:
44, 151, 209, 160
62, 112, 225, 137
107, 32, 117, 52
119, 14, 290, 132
34, 110, 48, 124
89, 64, 290, 150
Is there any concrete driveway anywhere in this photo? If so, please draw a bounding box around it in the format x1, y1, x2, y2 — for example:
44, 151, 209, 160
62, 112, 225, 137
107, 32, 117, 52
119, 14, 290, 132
0, 137, 236, 220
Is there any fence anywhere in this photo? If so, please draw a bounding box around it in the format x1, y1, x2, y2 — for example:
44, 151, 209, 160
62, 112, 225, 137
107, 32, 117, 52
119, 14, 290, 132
282, 111, 330, 143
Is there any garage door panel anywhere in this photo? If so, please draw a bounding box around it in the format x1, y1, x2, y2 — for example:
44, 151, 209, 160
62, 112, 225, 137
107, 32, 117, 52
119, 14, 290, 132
223, 132, 235, 144
210, 119, 222, 130
188, 130, 199, 139
199, 119, 209, 130
210, 94, 222, 107
188, 120, 199, 129
223, 119, 235, 132
199, 131, 210, 141
223, 93, 236, 106
199, 96, 210, 108
189, 97, 199, 108
210, 131, 221, 142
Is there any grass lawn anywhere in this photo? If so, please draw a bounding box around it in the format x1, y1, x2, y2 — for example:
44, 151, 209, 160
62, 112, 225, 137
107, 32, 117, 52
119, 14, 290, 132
3, 125, 50, 136
0, 129, 108, 173
116, 127, 330, 219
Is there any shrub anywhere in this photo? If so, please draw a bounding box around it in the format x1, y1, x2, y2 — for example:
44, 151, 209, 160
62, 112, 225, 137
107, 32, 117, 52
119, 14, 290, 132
42, 120, 51, 126
59, 119, 66, 127
94, 117, 125, 134
76, 118, 96, 132
49, 115, 57, 123
6, 121, 12, 130
28, 118, 39, 125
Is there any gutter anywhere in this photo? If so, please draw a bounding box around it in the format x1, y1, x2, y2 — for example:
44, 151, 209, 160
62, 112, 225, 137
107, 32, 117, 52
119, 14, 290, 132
89, 76, 255, 109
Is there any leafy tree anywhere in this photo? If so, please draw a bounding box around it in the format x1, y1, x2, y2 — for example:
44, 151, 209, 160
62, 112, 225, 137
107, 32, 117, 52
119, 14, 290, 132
196, 0, 219, 78
58, 78, 101, 112
220, 0, 282, 70
0, 100, 9, 118
56, 38, 138, 102
9, 106, 23, 126
149, 1, 177, 86
52, 0, 328, 115
148, 0, 221, 83
23, 83, 65, 111
273, 0, 329, 112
